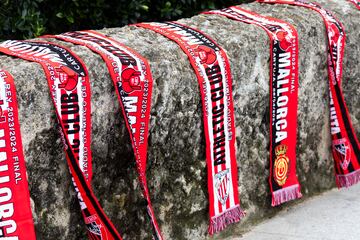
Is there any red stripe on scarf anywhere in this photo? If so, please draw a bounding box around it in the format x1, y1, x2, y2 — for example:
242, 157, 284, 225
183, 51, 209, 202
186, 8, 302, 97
0, 70, 36, 239
135, 21, 245, 235
204, 6, 302, 206
258, 0, 360, 188
42, 30, 163, 240
348, 0, 360, 10
0, 40, 123, 240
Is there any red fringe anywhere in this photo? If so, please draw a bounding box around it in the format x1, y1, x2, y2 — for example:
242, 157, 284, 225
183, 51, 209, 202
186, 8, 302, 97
208, 205, 245, 235
271, 184, 302, 207
336, 169, 360, 188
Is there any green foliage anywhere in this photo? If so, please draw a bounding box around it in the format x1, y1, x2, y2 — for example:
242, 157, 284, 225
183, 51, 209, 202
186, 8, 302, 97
0, 0, 251, 40
0, 0, 45, 39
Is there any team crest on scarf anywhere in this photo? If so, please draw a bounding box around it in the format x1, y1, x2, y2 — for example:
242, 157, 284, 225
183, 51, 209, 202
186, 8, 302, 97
204, 6, 302, 207
135, 21, 244, 235
215, 169, 230, 206
196, 45, 217, 65
274, 145, 290, 186
258, 0, 360, 189
43, 30, 163, 239
0, 40, 128, 240
56, 66, 80, 91
275, 30, 292, 51
333, 138, 351, 170
86, 215, 108, 240
121, 68, 142, 93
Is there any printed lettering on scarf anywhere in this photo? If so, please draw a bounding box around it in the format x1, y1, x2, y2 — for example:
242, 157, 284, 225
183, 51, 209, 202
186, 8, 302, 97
204, 6, 302, 206
0, 70, 36, 240
0, 40, 124, 240
258, 0, 360, 188
42, 30, 162, 240
135, 21, 245, 235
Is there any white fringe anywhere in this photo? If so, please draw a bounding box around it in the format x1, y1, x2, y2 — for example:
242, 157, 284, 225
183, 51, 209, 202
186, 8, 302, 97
272, 184, 302, 206
208, 205, 245, 235
336, 169, 360, 188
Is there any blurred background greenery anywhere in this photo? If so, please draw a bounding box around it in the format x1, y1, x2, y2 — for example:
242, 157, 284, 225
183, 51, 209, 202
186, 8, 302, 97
0, 0, 251, 40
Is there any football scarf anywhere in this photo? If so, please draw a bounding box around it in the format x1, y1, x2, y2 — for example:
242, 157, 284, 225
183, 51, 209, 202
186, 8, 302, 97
348, 0, 360, 10
42, 30, 162, 240
0, 40, 124, 240
204, 6, 301, 206
258, 0, 360, 188
135, 21, 245, 235
0, 70, 36, 239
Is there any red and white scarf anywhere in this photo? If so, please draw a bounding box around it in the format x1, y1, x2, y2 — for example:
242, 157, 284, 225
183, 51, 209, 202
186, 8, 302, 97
42, 30, 162, 240
204, 6, 301, 206
258, 0, 360, 187
0, 70, 36, 239
0, 40, 123, 240
135, 21, 245, 235
348, 0, 360, 10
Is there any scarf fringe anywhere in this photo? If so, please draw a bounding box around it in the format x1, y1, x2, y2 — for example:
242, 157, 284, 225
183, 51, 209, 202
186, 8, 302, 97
208, 205, 245, 235
271, 184, 302, 206
336, 169, 360, 188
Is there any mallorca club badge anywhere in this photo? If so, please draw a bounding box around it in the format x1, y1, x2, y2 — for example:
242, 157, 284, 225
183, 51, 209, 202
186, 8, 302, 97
274, 144, 290, 186
215, 169, 230, 206
332, 138, 351, 170
85, 214, 108, 240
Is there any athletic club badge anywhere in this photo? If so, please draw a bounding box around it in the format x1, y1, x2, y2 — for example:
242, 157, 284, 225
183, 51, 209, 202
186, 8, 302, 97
85, 214, 108, 240
56, 66, 80, 91
196, 45, 217, 65
215, 169, 230, 206
333, 138, 351, 170
275, 30, 292, 51
121, 68, 142, 93
274, 144, 290, 186
46, 30, 163, 239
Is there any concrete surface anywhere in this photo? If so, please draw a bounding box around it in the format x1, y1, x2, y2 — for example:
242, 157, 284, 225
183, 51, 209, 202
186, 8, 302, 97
233, 184, 360, 240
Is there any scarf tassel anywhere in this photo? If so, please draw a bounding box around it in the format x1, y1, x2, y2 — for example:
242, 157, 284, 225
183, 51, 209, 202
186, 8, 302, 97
336, 169, 360, 188
271, 184, 302, 207
208, 205, 245, 235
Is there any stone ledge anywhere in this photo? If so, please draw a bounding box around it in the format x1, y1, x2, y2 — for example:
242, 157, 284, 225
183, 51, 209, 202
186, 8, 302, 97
0, 0, 359, 239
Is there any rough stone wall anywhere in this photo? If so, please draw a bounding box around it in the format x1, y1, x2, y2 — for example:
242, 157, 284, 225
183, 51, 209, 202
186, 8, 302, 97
0, 0, 359, 239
